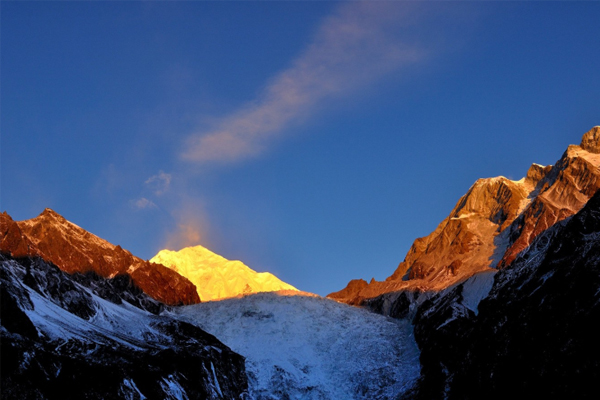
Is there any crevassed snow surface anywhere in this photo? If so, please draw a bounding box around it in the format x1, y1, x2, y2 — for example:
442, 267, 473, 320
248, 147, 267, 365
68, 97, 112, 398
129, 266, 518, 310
173, 293, 421, 400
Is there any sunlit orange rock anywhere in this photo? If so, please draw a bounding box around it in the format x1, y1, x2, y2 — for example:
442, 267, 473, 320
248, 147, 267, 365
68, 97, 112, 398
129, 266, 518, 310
499, 133, 600, 267
151, 245, 298, 301
0, 209, 200, 305
329, 126, 600, 305
0, 212, 37, 258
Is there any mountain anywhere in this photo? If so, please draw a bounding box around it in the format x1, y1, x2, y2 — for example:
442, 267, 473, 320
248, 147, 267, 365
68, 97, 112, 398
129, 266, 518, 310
404, 187, 600, 399
1, 209, 419, 398
0, 253, 248, 399
173, 292, 421, 399
325, 126, 600, 397
1, 210, 420, 399
329, 126, 600, 305
151, 245, 298, 301
3, 124, 597, 398
1, 208, 300, 304
1, 209, 200, 305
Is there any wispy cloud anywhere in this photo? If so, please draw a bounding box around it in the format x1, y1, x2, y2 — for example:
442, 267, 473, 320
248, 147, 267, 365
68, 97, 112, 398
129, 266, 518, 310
130, 197, 158, 210
181, 1, 427, 165
145, 171, 172, 195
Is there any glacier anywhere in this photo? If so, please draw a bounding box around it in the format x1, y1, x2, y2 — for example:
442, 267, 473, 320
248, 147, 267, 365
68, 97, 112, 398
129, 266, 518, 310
172, 293, 421, 400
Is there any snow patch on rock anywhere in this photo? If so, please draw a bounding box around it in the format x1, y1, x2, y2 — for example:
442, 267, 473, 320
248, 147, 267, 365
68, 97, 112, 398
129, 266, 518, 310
460, 270, 497, 315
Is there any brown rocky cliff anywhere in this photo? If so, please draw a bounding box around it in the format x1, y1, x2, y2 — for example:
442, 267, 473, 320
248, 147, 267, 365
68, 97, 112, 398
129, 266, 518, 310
327, 279, 368, 304
389, 176, 533, 283
1, 209, 200, 305
0, 212, 37, 257
499, 131, 600, 267
580, 125, 600, 153
130, 261, 201, 306
328, 175, 537, 305
329, 126, 600, 305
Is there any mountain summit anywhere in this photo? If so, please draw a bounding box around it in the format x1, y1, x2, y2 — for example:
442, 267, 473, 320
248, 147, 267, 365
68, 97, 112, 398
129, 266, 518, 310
151, 245, 298, 301
580, 125, 600, 153
0, 210, 199, 305
329, 126, 600, 304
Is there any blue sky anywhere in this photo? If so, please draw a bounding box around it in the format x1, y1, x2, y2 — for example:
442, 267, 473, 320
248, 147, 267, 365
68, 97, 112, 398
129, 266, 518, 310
2, 1, 599, 296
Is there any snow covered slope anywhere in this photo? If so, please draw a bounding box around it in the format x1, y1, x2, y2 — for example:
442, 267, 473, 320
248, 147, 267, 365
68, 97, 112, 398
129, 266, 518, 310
172, 293, 421, 400
151, 245, 298, 301
0, 254, 248, 399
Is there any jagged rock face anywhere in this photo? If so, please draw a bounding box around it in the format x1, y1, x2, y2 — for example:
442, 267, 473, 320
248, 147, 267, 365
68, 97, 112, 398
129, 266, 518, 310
1, 210, 199, 305
580, 125, 600, 153
499, 141, 600, 267
405, 189, 600, 399
70, 271, 166, 315
329, 126, 600, 305
329, 175, 536, 304
327, 279, 369, 304
361, 289, 431, 320
151, 245, 298, 301
394, 176, 531, 281
0, 254, 249, 399
0, 212, 37, 258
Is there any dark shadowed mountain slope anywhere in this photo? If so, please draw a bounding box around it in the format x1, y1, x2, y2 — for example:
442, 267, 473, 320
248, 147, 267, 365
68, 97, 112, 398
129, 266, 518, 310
0, 253, 248, 399
403, 189, 600, 399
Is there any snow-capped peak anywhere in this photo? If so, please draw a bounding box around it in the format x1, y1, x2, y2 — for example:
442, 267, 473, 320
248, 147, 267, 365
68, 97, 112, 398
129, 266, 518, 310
150, 245, 298, 302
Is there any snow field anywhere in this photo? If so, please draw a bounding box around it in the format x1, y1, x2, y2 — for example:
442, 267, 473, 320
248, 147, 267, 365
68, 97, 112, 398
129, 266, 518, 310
173, 293, 421, 400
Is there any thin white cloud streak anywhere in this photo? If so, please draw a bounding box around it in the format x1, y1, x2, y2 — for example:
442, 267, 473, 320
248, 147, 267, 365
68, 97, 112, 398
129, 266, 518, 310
145, 170, 172, 195
181, 1, 427, 165
130, 197, 158, 210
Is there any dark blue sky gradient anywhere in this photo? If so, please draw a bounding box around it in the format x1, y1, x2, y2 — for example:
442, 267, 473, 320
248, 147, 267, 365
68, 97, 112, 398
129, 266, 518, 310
2, 1, 599, 295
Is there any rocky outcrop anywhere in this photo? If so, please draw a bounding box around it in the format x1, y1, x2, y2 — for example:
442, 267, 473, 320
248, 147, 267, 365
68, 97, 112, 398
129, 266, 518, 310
0, 212, 37, 258
580, 125, 600, 153
70, 270, 165, 315
405, 188, 600, 399
1, 210, 200, 305
1, 254, 248, 399
499, 138, 600, 267
327, 279, 369, 304
329, 127, 600, 305
151, 245, 298, 301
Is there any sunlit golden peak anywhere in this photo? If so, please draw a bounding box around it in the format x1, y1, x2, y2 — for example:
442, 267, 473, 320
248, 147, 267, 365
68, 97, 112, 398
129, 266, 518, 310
150, 245, 297, 302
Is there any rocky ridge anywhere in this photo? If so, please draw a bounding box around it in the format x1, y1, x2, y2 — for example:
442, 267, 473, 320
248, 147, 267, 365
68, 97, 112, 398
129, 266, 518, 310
328, 127, 600, 305
1, 210, 200, 306
0, 253, 248, 399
